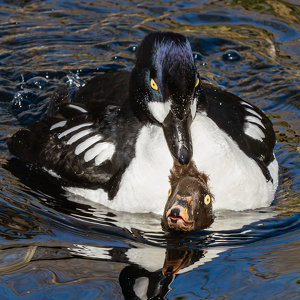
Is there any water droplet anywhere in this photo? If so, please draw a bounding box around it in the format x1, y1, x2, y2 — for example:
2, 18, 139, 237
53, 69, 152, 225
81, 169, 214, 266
193, 52, 203, 61
11, 89, 36, 110
222, 50, 241, 61
26, 77, 48, 89
127, 46, 137, 53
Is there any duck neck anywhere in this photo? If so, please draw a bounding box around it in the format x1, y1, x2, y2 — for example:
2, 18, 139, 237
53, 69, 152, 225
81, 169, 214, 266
128, 69, 152, 125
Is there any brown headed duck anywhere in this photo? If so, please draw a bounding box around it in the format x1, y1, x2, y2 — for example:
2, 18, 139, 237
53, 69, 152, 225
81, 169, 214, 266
162, 160, 214, 232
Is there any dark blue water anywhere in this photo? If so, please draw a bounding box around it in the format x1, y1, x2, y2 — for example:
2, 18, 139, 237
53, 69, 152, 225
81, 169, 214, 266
0, 0, 300, 299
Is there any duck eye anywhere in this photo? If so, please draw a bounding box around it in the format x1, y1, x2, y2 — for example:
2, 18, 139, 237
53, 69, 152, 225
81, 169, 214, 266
168, 188, 172, 197
204, 195, 211, 205
195, 78, 199, 87
150, 78, 158, 91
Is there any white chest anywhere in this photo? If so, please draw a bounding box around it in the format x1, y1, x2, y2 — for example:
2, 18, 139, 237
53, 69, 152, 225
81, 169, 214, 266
113, 124, 173, 214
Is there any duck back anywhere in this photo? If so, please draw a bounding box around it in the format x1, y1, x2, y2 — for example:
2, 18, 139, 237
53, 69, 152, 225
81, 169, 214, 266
74, 71, 131, 105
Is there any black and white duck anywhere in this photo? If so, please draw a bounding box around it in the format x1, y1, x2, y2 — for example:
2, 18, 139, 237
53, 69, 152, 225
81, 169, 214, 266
7, 31, 278, 214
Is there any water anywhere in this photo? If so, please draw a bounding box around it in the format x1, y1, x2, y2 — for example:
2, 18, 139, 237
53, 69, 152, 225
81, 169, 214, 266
0, 0, 300, 299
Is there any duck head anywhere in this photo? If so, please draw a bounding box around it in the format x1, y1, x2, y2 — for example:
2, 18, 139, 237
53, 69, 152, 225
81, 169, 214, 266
162, 160, 214, 232
129, 32, 201, 165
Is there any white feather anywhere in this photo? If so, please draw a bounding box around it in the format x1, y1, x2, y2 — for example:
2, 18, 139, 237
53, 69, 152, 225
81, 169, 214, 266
68, 104, 87, 113
244, 122, 265, 141
94, 143, 115, 166
58, 123, 93, 139
83, 142, 103, 162
43, 167, 61, 179
67, 129, 94, 145
245, 107, 262, 119
75, 135, 103, 155
245, 115, 265, 128
240, 101, 253, 108
50, 120, 67, 131
83, 142, 115, 165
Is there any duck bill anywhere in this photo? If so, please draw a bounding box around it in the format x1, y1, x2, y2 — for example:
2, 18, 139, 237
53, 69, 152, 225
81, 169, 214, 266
166, 195, 194, 231
162, 113, 193, 165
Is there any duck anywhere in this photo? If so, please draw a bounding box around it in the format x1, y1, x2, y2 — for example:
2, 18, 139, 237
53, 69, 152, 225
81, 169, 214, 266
162, 160, 214, 232
7, 31, 278, 214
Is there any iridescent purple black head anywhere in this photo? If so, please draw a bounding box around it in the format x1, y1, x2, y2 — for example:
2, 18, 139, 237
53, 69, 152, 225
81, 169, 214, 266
162, 160, 214, 232
130, 32, 201, 165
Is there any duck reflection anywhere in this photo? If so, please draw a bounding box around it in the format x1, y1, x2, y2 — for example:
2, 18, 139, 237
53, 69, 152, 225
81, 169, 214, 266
162, 247, 205, 276
119, 245, 207, 299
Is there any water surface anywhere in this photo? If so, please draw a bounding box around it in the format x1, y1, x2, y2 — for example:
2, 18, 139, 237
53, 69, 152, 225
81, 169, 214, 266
0, 0, 300, 299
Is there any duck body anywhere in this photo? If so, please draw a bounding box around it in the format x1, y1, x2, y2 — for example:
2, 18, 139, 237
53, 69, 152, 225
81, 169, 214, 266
7, 32, 278, 214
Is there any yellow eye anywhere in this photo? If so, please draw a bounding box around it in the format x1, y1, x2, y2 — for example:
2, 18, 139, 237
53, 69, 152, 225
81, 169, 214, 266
168, 188, 172, 197
195, 78, 199, 87
204, 195, 211, 205
150, 78, 158, 91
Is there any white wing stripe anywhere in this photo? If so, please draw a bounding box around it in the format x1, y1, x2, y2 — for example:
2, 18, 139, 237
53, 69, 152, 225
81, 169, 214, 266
50, 120, 67, 131
84, 142, 104, 162
68, 104, 88, 113
245, 107, 262, 119
75, 135, 102, 155
240, 101, 253, 108
245, 116, 265, 129
84, 142, 115, 164
244, 123, 265, 141
58, 123, 93, 139
67, 129, 94, 145
95, 143, 115, 166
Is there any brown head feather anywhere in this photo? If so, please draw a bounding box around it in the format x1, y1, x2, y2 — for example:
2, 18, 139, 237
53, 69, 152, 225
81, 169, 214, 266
169, 160, 210, 187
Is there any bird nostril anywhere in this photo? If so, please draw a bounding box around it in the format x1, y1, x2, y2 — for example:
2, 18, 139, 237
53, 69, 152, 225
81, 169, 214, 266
170, 207, 181, 217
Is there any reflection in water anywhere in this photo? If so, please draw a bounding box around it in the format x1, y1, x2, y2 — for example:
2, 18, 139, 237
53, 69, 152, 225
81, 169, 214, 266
3, 219, 300, 300
0, 242, 207, 299
0, 205, 40, 240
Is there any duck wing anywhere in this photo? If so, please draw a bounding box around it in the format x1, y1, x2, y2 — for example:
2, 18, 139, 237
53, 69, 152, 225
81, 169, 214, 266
202, 83, 276, 181
8, 97, 141, 198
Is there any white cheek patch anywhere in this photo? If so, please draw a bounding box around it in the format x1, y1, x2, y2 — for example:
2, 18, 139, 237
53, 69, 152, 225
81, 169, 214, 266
68, 104, 88, 113
244, 122, 265, 141
67, 129, 94, 145
191, 98, 197, 119
148, 101, 171, 123
75, 135, 102, 155
245, 115, 265, 129
58, 123, 93, 139
84, 142, 115, 165
245, 107, 262, 120
50, 120, 67, 131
